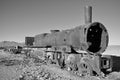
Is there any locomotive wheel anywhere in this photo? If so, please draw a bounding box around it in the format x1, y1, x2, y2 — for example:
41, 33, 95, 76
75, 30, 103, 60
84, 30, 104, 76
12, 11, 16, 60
47, 58, 52, 64
77, 62, 92, 76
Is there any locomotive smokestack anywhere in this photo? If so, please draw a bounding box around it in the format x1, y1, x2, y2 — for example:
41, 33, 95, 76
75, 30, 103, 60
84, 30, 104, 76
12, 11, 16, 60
84, 6, 92, 24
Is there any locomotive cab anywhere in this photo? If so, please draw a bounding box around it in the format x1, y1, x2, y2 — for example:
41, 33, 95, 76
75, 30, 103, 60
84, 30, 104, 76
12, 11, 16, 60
101, 55, 112, 74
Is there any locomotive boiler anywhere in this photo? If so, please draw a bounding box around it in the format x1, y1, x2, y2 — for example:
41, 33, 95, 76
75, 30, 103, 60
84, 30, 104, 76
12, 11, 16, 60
34, 22, 108, 54
32, 6, 109, 76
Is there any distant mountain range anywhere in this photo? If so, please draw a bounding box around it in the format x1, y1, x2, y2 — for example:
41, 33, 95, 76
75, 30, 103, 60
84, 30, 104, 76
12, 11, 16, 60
0, 41, 25, 47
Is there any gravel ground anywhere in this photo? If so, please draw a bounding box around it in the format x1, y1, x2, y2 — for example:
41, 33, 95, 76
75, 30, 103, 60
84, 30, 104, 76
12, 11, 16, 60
0, 51, 120, 80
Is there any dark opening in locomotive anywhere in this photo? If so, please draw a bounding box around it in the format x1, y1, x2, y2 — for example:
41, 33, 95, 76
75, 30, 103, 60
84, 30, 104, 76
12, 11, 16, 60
87, 23, 102, 53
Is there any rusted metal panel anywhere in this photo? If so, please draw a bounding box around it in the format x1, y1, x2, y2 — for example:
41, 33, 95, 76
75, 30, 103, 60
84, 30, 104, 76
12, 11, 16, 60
25, 37, 34, 46
111, 56, 120, 72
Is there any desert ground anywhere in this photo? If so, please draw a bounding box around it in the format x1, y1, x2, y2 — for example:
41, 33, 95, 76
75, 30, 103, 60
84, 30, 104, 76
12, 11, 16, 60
0, 50, 120, 80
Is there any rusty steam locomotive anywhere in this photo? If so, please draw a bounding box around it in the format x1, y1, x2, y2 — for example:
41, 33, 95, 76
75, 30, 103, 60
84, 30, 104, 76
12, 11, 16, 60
25, 6, 111, 76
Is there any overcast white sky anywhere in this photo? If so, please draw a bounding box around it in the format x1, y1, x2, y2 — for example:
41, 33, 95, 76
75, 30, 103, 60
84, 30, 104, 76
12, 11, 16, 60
0, 0, 120, 45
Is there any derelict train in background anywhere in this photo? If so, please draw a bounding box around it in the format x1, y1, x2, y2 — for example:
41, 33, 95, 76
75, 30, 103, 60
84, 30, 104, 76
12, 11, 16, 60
25, 6, 120, 76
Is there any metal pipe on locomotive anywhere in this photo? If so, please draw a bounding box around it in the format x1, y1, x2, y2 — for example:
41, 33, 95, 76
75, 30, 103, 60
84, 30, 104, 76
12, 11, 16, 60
27, 6, 109, 76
